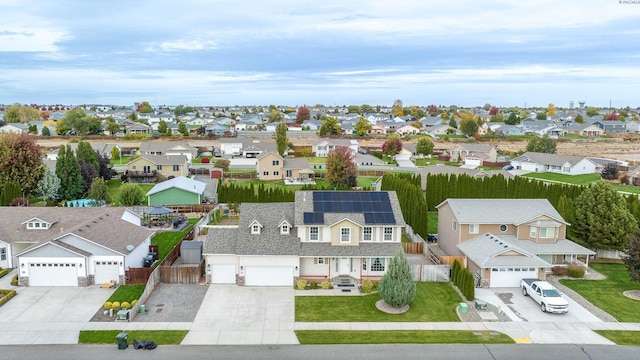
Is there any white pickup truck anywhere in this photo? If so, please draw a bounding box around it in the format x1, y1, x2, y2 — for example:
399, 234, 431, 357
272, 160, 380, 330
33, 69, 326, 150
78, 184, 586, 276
521, 279, 569, 314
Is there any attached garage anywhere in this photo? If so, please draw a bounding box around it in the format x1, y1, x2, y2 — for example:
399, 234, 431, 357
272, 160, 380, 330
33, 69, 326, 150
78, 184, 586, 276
245, 266, 293, 286
29, 263, 78, 286
94, 261, 120, 284
211, 264, 236, 284
490, 267, 537, 288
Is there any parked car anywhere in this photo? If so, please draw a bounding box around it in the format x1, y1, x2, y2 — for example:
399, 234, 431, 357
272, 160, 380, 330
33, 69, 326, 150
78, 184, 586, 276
358, 148, 368, 154
521, 279, 569, 313
427, 234, 438, 243
213, 148, 222, 157
502, 165, 514, 170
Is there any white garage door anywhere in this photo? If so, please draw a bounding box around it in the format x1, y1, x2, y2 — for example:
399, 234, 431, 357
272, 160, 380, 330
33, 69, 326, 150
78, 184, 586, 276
245, 266, 292, 286
490, 267, 538, 288
95, 261, 120, 284
29, 263, 78, 286
465, 159, 482, 166
211, 264, 236, 284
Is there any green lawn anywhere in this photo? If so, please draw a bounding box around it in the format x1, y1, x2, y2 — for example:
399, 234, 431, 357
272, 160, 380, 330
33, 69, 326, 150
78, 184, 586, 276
594, 330, 640, 346
106, 179, 154, 205
401, 235, 412, 243
107, 285, 145, 303
356, 177, 378, 189
295, 330, 514, 345
560, 263, 640, 322
415, 158, 459, 167
295, 282, 461, 322
109, 155, 131, 165
228, 178, 331, 191
151, 219, 197, 262
522, 172, 600, 186
427, 212, 438, 234
79, 330, 188, 345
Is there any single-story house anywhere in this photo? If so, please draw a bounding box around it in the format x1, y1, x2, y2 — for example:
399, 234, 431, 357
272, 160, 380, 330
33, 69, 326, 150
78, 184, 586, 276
146, 176, 206, 206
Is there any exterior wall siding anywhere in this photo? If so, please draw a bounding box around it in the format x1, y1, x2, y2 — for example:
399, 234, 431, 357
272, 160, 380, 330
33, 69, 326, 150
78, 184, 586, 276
149, 188, 200, 206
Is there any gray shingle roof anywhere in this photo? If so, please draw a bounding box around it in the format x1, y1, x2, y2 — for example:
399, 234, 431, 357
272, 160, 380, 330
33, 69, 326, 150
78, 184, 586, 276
498, 235, 595, 256
146, 176, 206, 196
437, 198, 566, 225
457, 233, 552, 268
512, 152, 592, 167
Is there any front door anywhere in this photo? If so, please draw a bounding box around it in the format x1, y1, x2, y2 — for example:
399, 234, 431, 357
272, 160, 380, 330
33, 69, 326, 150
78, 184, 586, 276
339, 257, 350, 275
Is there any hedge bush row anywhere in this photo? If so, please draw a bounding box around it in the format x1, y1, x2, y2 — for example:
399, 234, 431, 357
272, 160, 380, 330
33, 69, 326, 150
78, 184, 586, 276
0, 268, 9, 279
0, 289, 17, 307
104, 299, 138, 310
451, 260, 475, 301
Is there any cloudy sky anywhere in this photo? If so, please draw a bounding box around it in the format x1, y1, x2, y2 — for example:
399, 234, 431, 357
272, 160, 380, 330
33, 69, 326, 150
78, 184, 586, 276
1, 0, 639, 108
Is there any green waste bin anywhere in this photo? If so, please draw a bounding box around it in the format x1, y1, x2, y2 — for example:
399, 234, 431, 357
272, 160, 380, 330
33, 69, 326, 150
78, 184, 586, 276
459, 302, 468, 314
140, 304, 145, 315
116, 332, 128, 350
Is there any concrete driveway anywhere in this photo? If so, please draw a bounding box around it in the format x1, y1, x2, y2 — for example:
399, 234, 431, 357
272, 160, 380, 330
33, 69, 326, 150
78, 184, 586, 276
0, 286, 114, 345
181, 285, 297, 345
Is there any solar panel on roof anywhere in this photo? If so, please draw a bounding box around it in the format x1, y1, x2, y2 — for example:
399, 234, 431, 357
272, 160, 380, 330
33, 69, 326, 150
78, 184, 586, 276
308, 191, 396, 225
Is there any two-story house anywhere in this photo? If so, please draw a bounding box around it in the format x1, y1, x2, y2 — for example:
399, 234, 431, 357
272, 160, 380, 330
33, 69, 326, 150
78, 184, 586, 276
138, 141, 197, 161
436, 199, 594, 288
312, 139, 359, 157
256, 152, 315, 181
449, 144, 498, 166
203, 191, 405, 286
126, 154, 189, 182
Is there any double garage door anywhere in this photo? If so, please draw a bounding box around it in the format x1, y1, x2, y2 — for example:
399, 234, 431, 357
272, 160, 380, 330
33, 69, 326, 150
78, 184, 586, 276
490, 267, 538, 288
245, 266, 293, 286
29, 263, 78, 286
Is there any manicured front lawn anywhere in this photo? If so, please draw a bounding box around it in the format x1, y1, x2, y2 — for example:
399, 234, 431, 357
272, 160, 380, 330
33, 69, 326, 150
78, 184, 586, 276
522, 172, 599, 186
107, 285, 145, 303
594, 330, 640, 346
79, 330, 188, 344
560, 263, 640, 322
295, 330, 514, 345
295, 282, 461, 322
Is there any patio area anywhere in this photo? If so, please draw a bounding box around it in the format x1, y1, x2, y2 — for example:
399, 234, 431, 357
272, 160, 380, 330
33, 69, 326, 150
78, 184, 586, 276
284, 177, 316, 185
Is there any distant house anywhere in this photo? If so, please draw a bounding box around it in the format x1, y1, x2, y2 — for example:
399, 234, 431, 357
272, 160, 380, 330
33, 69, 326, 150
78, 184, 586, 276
593, 120, 627, 134
125, 123, 152, 134
146, 176, 206, 206
510, 152, 597, 175
449, 144, 498, 166
139, 141, 197, 161
312, 139, 359, 157
0, 123, 29, 134
126, 154, 189, 182
256, 152, 314, 181
396, 124, 421, 136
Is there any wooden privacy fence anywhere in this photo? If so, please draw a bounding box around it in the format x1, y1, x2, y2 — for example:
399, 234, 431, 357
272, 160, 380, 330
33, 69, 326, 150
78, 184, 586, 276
402, 242, 424, 254
160, 260, 204, 284
129, 265, 161, 321
411, 264, 450, 282
126, 267, 154, 285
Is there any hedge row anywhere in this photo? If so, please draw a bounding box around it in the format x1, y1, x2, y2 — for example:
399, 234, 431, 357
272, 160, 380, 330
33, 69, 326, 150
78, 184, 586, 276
0, 289, 17, 307
451, 260, 475, 301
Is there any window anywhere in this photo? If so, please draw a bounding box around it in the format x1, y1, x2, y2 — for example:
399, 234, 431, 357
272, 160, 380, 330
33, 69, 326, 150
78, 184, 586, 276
539, 227, 555, 238
452, 220, 458, 231
0, 247, 5, 261
251, 224, 260, 234
273, 171, 279, 176
173, 165, 179, 172
272, 160, 280, 166
363, 227, 372, 242
530, 227, 537, 238
157, 165, 163, 170
499, 224, 508, 232
132, 165, 137, 170
263, 171, 269, 176
383, 227, 393, 241
35, 222, 41, 228
314, 257, 329, 264
340, 228, 351, 243
309, 227, 319, 241
318, 145, 326, 150
362, 258, 367, 271
469, 224, 479, 234
143, 165, 151, 173
371, 258, 385, 272
281, 225, 289, 235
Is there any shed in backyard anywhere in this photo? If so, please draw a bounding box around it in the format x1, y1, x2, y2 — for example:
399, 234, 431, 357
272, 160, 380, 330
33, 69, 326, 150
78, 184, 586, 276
180, 241, 203, 264
146, 176, 206, 206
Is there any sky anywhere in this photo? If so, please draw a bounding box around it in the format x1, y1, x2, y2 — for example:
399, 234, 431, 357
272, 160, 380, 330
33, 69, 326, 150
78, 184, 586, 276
1, 0, 639, 108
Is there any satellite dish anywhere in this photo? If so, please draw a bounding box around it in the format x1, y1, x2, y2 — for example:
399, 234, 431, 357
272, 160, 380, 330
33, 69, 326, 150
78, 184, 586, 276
126, 245, 134, 252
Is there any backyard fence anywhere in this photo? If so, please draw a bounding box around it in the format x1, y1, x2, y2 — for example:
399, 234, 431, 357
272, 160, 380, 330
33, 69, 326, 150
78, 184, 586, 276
411, 264, 450, 282
402, 242, 424, 254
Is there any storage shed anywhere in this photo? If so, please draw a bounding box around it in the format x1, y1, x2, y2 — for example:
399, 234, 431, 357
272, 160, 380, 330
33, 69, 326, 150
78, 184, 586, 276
180, 241, 203, 264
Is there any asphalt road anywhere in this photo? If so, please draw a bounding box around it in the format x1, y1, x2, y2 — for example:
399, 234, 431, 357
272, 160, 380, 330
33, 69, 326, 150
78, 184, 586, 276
1, 344, 639, 360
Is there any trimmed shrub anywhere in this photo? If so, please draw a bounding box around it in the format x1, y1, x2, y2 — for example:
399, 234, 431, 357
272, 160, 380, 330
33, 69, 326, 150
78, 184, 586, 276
567, 263, 586, 278
378, 249, 416, 308
551, 266, 569, 276
103, 301, 113, 310
295, 279, 307, 290
131, 299, 138, 307
308, 281, 319, 290
11, 274, 18, 286
0, 268, 9, 279
360, 279, 374, 294
111, 301, 121, 310
120, 301, 131, 310
201, 157, 210, 164
0, 289, 17, 307
320, 280, 332, 289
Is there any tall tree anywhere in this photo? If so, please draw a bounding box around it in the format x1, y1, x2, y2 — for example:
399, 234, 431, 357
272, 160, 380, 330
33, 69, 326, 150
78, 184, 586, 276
526, 135, 557, 154
347, 105, 362, 114
381, 135, 403, 156
275, 122, 288, 156
55, 145, 83, 200
106, 119, 120, 135
506, 112, 520, 125
296, 106, 311, 123
489, 106, 499, 116
378, 248, 416, 308
325, 146, 357, 188
416, 136, 435, 156
178, 122, 189, 136
87, 177, 110, 204
111, 146, 121, 162
3, 103, 41, 123
459, 117, 479, 137
266, 109, 284, 123
319, 116, 341, 136
76, 141, 99, 173
574, 114, 585, 124
158, 120, 168, 134
136, 101, 153, 113
547, 103, 557, 117
391, 99, 404, 116
361, 104, 374, 113
625, 230, 640, 282
536, 112, 547, 120
426, 104, 439, 117
41, 126, 51, 136
0, 133, 43, 196
354, 117, 372, 136
573, 182, 637, 251
96, 151, 114, 180
36, 166, 61, 202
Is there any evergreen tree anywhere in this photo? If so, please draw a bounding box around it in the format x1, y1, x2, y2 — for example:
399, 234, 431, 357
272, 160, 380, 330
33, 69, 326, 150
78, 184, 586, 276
76, 141, 99, 173
275, 122, 288, 156
55, 145, 83, 200
624, 230, 640, 282
36, 166, 61, 202
378, 249, 416, 308
87, 177, 110, 204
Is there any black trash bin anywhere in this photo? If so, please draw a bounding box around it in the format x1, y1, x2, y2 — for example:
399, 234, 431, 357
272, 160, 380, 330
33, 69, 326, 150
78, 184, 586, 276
116, 332, 128, 350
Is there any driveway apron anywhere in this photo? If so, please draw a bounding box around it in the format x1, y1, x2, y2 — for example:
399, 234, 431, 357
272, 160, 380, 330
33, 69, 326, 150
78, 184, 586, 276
181, 285, 298, 345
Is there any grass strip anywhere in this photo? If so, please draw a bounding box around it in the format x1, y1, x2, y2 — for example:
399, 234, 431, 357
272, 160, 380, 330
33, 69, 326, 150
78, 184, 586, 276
79, 330, 188, 345
295, 330, 514, 344
594, 330, 640, 346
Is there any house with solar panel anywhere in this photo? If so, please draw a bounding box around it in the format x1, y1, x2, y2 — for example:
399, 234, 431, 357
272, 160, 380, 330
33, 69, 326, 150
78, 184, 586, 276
203, 191, 405, 286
